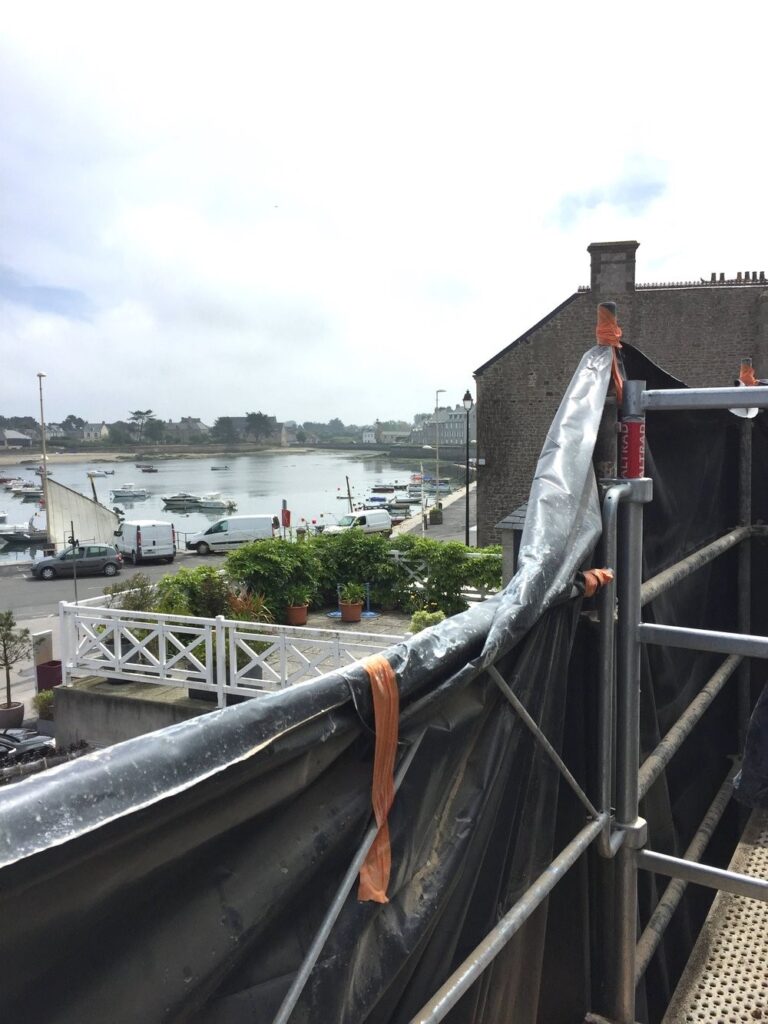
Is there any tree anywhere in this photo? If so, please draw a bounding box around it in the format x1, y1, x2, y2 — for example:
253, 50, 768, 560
0, 611, 31, 711
245, 411, 273, 441
62, 414, 85, 431
143, 418, 167, 443
108, 421, 135, 445
212, 417, 237, 443
128, 409, 155, 443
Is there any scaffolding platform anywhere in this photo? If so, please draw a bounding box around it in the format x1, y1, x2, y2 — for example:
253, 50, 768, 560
662, 809, 768, 1023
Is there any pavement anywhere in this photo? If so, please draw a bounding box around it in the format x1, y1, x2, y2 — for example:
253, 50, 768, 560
4, 484, 476, 719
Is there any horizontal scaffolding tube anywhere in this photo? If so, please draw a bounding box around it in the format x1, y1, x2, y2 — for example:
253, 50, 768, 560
634, 768, 736, 982
640, 528, 751, 608
637, 849, 768, 903
642, 386, 768, 412
410, 815, 607, 1024
638, 623, 768, 660
638, 655, 741, 799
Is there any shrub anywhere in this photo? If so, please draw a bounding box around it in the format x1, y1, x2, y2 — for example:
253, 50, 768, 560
408, 609, 446, 634
339, 582, 366, 605
102, 573, 157, 612
226, 540, 320, 622
311, 531, 398, 608
155, 566, 231, 618
33, 688, 55, 720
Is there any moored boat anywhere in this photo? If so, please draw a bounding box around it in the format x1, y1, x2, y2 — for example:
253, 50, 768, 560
198, 492, 237, 510
162, 492, 202, 508
110, 483, 150, 500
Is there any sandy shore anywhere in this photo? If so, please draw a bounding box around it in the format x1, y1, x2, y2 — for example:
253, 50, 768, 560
0, 448, 303, 467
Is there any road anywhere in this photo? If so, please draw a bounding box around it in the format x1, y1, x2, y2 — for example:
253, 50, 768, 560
0, 553, 207, 620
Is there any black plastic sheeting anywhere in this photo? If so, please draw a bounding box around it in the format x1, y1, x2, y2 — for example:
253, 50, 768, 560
0, 343, 764, 1024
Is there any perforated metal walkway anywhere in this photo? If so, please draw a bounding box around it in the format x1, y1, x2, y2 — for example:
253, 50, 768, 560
662, 809, 768, 1023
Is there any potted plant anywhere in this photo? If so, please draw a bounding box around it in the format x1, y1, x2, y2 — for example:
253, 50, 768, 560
33, 688, 56, 737
0, 610, 31, 729
285, 586, 311, 627
339, 583, 366, 623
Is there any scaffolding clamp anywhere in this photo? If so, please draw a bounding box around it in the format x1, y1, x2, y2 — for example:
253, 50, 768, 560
615, 816, 647, 849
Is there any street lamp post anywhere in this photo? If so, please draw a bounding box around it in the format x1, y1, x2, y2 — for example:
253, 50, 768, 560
435, 388, 445, 509
36, 372, 50, 544
463, 390, 473, 546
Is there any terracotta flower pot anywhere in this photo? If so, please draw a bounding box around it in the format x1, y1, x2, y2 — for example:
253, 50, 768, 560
0, 702, 25, 729
339, 601, 363, 623
285, 604, 309, 626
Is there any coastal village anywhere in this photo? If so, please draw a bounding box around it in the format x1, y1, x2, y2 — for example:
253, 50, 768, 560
3, 241, 768, 1023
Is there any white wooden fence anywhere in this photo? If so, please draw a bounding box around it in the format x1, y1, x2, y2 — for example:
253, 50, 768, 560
59, 599, 404, 708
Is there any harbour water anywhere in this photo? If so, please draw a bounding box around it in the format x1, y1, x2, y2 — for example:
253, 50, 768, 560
0, 450, 462, 562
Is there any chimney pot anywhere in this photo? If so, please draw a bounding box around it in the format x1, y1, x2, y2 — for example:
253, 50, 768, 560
720, 272, 725, 282
710, 272, 716, 282
737, 272, 743, 281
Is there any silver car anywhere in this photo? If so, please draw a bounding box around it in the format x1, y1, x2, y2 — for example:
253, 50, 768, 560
32, 545, 124, 581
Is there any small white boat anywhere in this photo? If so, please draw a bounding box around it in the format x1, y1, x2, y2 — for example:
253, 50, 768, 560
162, 491, 202, 507
199, 492, 237, 510
110, 483, 150, 500
88, 470, 108, 478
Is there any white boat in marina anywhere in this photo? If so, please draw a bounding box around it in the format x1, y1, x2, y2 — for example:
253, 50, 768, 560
162, 491, 202, 508
198, 493, 237, 511
88, 470, 108, 478
110, 483, 150, 500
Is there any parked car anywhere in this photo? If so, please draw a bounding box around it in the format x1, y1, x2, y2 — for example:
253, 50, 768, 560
0, 731, 55, 762
31, 545, 123, 580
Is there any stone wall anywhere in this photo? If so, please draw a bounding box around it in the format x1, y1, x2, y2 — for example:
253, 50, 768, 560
476, 250, 768, 545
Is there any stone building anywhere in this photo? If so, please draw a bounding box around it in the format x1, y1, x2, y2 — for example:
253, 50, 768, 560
474, 241, 768, 546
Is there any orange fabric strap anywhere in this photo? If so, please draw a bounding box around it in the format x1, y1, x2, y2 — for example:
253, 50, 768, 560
581, 567, 614, 598
358, 655, 400, 903
740, 362, 759, 387
595, 303, 624, 405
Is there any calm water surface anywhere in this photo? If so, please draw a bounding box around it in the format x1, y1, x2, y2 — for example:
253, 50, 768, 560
1, 450, 461, 561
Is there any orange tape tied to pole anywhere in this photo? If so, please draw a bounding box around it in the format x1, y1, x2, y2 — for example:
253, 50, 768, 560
581, 567, 614, 598
595, 303, 624, 405
358, 655, 400, 903
740, 361, 759, 387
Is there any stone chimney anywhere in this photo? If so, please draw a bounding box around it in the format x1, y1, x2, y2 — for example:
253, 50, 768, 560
587, 240, 640, 295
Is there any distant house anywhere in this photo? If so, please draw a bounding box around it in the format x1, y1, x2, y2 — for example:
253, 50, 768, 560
82, 422, 110, 442
379, 429, 412, 446
0, 429, 32, 448
361, 428, 377, 445
410, 406, 476, 447
165, 418, 211, 443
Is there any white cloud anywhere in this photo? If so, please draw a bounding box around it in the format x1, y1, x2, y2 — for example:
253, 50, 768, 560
2, 0, 767, 424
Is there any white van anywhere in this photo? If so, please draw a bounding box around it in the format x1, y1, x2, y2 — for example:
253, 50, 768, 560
325, 509, 393, 536
114, 520, 176, 564
186, 514, 279, 555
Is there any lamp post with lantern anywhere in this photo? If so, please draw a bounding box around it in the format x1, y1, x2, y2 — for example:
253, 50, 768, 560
462, 390, 473, 546
37, 372, 50, 544
434, 388, 446, 510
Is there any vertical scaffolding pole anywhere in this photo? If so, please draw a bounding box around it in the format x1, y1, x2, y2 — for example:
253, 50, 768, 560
737, 418, 752, 749
611, 380, 649, 1023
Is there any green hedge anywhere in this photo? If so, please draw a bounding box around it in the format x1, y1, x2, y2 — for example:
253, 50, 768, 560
224, 535, 501, 618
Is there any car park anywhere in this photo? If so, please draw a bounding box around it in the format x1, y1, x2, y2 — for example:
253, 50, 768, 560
31, 544, 123, 580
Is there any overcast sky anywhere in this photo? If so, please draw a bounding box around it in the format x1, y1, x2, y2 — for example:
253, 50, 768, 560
2, 2, 766, 427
